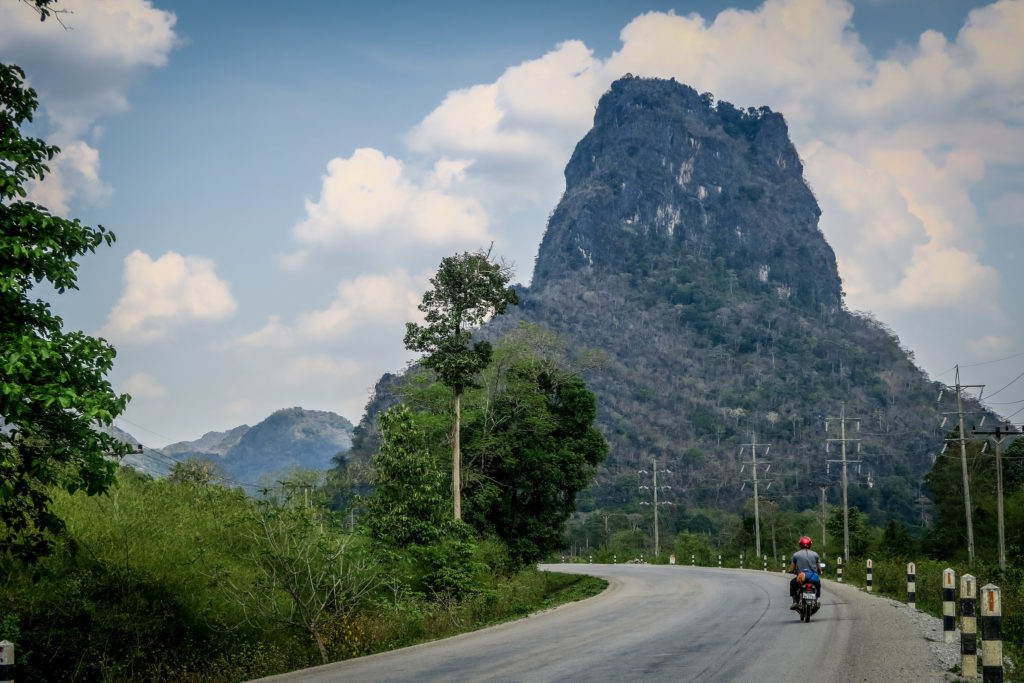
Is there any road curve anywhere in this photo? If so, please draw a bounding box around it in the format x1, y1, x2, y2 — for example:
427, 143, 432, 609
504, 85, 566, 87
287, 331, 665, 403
255, 564, 947, 682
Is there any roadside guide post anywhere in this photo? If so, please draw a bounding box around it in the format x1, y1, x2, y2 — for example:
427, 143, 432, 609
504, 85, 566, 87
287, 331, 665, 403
961, 574, 977, 678
943, 568, 957, 644
907, 562, 916, 608
0, 640, 13, 683
981, 584, 1003, 683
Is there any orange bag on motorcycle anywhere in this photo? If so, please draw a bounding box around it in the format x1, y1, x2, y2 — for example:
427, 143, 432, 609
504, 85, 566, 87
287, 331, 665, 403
797, 571, 807, 583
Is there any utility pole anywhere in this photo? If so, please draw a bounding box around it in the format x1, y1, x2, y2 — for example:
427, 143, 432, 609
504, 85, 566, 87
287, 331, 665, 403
947, 366, 985, 564
818, 484, 830, 559
826, 402, 861, 563
639, 458, 673, 557
740, 433, 771, 558
971, 422, 1023, 571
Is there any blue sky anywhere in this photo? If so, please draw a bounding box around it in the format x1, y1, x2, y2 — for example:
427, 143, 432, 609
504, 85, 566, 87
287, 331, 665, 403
2, 0, 1022, 447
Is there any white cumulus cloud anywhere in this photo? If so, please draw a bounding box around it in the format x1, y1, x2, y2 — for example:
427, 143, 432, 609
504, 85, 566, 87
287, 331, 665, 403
291, 148, 490, 249
235, 269, 426, 350
102, 250, 237, 342
0, 0, 179, 211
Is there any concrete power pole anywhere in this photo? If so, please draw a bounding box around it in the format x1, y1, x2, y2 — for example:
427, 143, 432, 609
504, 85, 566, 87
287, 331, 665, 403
826, 403, 861, 563
639, 458, 672, 557
949, 366, 985, 565
740, 433, 770, 559
971, 423, 1023, 571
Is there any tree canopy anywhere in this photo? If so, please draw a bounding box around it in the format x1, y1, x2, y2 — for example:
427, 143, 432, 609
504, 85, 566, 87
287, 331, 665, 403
1, 63, 130, 562
404, 248, 518, 393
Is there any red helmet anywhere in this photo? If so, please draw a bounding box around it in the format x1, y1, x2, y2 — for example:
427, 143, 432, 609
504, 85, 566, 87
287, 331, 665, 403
799, 536, 812, 549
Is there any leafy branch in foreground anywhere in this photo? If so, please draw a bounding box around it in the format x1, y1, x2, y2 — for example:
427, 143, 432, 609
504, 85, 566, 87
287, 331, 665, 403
1, 63, 130, 563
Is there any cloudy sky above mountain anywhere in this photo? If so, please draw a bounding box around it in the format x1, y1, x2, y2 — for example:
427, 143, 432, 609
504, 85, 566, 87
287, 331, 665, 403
2, 0, 1021, 446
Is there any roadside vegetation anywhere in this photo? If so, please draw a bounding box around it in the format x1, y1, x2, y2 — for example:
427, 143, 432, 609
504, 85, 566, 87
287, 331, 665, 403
0, 470, 606, 681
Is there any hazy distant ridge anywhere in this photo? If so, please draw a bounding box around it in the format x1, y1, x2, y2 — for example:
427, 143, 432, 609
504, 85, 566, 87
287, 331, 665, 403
119, 407, 353, 485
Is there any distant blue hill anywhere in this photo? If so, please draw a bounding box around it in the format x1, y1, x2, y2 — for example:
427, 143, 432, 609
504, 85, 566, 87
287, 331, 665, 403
118, 407, 353, 488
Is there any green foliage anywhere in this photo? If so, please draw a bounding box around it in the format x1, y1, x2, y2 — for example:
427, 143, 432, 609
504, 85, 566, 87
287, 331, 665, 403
1, 63, 130, 563
462, 341, 608, 566
403, 249, 518, 393
361, 404, 479, 598
673, 531, 715, 565
215, 492, 380, 665
826, 506, 870, 557
362, 405, 458, 547
923, 432, 1024, 564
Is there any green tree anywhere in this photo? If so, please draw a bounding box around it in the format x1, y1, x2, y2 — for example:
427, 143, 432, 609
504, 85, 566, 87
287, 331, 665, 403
403, 248, 518, 520
363, 405, 457, 547
362, 404, 477, 598
826, 506, 869, 557
1, 63, 130, 562
463, 348, 608, 566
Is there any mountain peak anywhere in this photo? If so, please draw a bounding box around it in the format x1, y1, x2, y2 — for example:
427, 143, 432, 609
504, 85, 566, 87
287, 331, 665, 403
533, 76, 841, 313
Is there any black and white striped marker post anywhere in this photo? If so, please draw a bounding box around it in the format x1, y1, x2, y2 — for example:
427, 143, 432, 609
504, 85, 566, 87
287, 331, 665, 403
837, 556, 843, 582
691, 554, 695, 566
718, 554, 722, 568
763, 554, 767, 572
943, 568, 957, 644
981, 584, 1003, 683
961, 574, 977, 678
907, 562, 916, 609
866, 559, 873, 592
740, 553, 744, 569
0, 640, 13, 683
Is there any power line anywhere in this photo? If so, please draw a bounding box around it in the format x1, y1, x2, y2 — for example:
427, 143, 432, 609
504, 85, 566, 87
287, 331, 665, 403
951, 351, 1024, 370
982, 370, 1024, 401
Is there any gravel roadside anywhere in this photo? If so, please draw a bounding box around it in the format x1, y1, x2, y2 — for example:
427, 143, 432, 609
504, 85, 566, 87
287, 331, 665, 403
823, 579, 961, 682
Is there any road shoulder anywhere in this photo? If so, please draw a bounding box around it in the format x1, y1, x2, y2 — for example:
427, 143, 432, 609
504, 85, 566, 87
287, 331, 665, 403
823, 580, 956, 682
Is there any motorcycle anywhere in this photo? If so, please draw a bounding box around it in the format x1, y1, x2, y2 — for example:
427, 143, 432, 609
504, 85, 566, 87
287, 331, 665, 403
795, 573, 819, 622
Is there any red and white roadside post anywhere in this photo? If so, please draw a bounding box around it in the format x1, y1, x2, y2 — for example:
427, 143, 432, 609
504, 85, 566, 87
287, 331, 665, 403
981, 584, 1003, 683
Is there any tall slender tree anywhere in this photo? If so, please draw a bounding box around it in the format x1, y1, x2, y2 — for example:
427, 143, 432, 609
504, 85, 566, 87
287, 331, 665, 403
404, 248, 517, 519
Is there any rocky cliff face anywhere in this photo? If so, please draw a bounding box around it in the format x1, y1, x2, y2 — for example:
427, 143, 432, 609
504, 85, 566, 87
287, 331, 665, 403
533, 76, 841, 314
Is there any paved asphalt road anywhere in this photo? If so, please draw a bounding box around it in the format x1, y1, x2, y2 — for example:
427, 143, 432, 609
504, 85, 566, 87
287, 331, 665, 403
256, 563, 946, 682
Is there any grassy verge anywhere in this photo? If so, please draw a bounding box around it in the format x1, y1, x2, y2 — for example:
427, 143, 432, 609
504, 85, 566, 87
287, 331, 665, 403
354, 570, 607, 659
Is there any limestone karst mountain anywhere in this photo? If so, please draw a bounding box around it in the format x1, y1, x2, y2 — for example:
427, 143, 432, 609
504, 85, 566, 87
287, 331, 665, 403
346, 77, 989, 524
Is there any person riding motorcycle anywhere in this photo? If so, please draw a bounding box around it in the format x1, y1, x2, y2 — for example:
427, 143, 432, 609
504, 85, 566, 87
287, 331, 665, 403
788, 536, 821, 610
